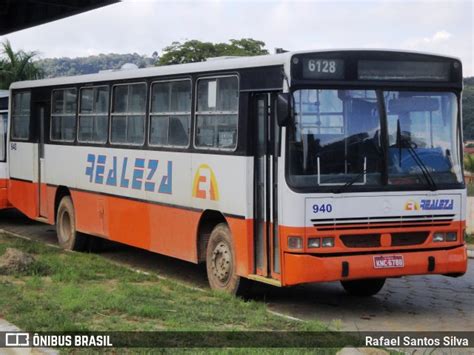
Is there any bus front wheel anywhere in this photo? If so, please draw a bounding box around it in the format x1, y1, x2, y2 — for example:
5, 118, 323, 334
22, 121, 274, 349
340, 278, 386, 297
206, 223, 246, 295
56, 196, 88, 251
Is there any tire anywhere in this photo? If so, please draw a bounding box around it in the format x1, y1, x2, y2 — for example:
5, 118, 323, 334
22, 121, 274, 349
56, 196, 88, 251
341, 278, 386, 297
206, 223, 247, 295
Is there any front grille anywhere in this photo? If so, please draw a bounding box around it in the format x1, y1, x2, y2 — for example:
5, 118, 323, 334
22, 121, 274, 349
311, 214, 454, 231
340, 234, 381, 248
391, 232, 429, 246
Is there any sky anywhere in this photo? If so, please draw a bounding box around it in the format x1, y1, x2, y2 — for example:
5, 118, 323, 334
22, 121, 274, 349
1, 0, 473, 76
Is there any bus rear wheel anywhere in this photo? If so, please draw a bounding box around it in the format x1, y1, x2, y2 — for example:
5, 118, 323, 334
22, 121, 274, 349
206, 223, 246, 295
56, 196, 88, 251
340, 278, 386, 297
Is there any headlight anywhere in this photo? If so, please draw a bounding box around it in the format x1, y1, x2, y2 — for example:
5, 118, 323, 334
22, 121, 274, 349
432, 232, 445, 242
288, 236, 303, 249
308, 237, 320, 248
322, 237, 335, 248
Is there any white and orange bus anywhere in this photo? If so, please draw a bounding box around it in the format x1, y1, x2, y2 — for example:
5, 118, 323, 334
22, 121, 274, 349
0, 90, 10, 209
7, 50, 467, 295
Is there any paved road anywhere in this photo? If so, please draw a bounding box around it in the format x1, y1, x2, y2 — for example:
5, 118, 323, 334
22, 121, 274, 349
0, 209, 472, 332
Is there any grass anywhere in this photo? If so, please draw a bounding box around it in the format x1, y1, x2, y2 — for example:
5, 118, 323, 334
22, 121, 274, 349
0, 233, 350, 352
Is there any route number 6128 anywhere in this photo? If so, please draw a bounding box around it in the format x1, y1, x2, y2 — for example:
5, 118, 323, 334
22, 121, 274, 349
308, 59, 337, 73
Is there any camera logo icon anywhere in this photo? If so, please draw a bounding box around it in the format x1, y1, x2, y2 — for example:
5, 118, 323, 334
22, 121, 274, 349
5, 333, 30, 347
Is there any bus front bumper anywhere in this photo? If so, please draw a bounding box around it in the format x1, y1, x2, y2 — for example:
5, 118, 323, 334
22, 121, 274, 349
282, 245, 467, 286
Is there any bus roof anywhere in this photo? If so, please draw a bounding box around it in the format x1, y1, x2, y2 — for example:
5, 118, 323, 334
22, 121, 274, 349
10, 52, 290, 90
0, 90, 8, 98
10, 49, 460, 90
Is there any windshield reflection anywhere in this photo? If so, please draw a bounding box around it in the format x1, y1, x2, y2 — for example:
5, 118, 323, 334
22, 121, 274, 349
288, 89, 462, 190
385, 91, 461, 186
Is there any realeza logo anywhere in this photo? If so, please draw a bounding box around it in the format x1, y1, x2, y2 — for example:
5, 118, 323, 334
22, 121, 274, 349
405, 199, 454, 211
192, 164, 219, 201
85, 154, 172, 194
420, 199, 454, 210
404, 200, 419, 211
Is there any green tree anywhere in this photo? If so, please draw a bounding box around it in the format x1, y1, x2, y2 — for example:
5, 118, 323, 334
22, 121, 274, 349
157, 38, 269, 66
0, 40, 43, 89
462, 78, 474, 141
37, 53, 155, 78
465, 153, 474, 173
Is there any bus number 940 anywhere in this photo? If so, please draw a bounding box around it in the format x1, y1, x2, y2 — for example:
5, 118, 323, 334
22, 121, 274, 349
313, 203, 333, 214
308, 60, 336, 73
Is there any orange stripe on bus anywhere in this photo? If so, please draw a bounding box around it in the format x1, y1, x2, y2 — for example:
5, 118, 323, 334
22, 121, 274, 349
0, 178, 11, 209
9, 180, 254, 276
67, 188, 253, 275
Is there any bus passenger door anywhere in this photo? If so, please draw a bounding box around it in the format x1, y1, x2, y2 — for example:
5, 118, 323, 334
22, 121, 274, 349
37, 103, 48, 218
253, 93, 279, 278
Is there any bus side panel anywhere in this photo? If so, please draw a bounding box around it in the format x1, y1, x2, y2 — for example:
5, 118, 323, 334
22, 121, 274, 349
0, 160, 10, 208
71, 188, 201, 263
0, 176, 10, 209
71, 186, 253, 266
190, 154, 253, 274
43, 145, 251, 266
8, 179, 38, 218
227, 218, 254, 277
148, 203, 200, 262
70, 189, 109, 238
46, 185, 57, 224
0, 186, 8, 208
8, 142, 38, 218
105, 193, 151, 250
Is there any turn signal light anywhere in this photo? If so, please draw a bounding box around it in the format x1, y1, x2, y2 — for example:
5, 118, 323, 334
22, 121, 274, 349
288, 236, 303, 249
446, 232, 457, 242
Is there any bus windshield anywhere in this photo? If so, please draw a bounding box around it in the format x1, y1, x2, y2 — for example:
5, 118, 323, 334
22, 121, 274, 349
287, 89, 462, 190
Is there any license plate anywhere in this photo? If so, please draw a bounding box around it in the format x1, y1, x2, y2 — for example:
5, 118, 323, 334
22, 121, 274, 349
373, 255, 404, 269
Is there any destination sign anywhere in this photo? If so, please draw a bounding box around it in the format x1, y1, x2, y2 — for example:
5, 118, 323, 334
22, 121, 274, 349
358, 60, 451, 81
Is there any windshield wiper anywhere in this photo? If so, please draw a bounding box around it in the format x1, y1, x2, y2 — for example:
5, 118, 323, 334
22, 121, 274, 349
396, 120, 438, 191
335, 168, 366, 194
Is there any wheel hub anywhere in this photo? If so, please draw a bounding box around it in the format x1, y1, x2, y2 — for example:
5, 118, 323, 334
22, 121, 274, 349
211, 242, 231, 283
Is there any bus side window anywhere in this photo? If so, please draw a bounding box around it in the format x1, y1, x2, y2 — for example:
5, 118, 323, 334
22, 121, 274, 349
149, 79, 191, 148
11, 91, 31, 140
78, 86, 109, 144
195, 76, 238, 150
51, 88, 77, 142
111, 83, 147, 145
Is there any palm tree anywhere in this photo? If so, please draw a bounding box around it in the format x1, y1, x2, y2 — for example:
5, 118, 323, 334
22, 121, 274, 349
0, 40, 43, 89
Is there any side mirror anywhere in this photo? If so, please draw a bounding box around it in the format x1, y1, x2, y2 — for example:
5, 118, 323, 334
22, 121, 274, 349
277, 93, 292, 127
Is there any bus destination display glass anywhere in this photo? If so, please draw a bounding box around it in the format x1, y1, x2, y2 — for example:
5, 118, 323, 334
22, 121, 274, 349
301, 58, 344, 79
358, 60, 451, 81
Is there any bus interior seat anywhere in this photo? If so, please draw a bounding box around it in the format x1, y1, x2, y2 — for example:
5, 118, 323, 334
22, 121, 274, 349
169, 117, 188, 146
